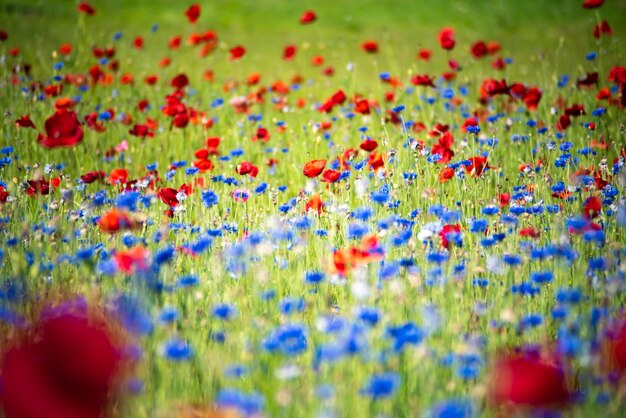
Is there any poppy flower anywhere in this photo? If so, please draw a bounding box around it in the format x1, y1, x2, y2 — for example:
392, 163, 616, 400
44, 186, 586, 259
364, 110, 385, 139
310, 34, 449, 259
311, 55, 324, 66
488, 350, 571, 408
185, 4, 200, 23
108, 169, 129, 186
115, 246, 150, 274
305, 194, 324, 215
354, 99, 370, 114
0, 305, 126, 418
0, 185, 9, 204
577, 72, 598, 88
158, 188, 180, 207
59, 43, 72, 55
77, 1, 96, 15
582, 0, 604, 9
253, 127, 270, 142
464, 156, 490, 177
98, 208, 140, 234
321, 169, 341, 183
80, 171, 106, 184
431, 132, 455, 164
129, 124, 154, 138
523, 87, 542, 111
582, 196, 602, 219
417, 48, 431, 60
361, 41, 379, 53
171, 73, 189, 90
499, 193, 511, 207
300, 10, 317, 24
14, 114, 36, 129
519, 227, 541, 238
439, 224, 461, 249
608, 66, 626, 85
360, 139, 378, 152
235, 161, 259, 177
0, 30, 7, 41
411, 74, 435, 87
471, 41, 488, 59
38, 111, 83, 148
594, 20, 612, 38
556, 114, 571, 131
367, 152, 384, 171
229, 45, 245, 60
303, 159, 327, 178
438, 28, 455, 50
283, 45, 297, 60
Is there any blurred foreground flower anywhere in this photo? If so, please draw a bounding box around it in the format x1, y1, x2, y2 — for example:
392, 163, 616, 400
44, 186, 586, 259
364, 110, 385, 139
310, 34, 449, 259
0, 300, 129, 418
487, 348, 572, 412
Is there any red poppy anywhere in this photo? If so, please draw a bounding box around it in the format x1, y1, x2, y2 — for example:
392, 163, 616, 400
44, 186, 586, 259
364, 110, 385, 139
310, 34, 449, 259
311, 55, 324, 66
253, 127, 270, 142
438, 28, 455, 50
144, 75, 159, 85
499, 193, 511, 207
77, 1, 96, 15
582, 0, 604, 9
471, 41, 488, 59
361, 41, 378, 53
300, 10, 317, 24
368, 152, 385, 172
417, 48, 431, 61
303, 159, 327, 178
556, 114, 571, 131
25, 178, 52, 196
608, 66, 626, 85
305, 194, 324, 215
236, 161, 259, 177
185, 4, 201, 23
411, 74, 435, 88
321, 169, 341, 183
360, 139, 378, 152
0, 185, 9, 203
171, 73, 189, 90
577, 72, 598, 88
464, 156, 490, 177
115, 246, 150, 274
129, 124, 154, 138
0, 305, 127, 418
491, 57, 506, 71
354, 99, 370, 115
158, 188, 180, 207
80, 171, 106, 184
319, 90, 346, 113
523, 87, 542, 111
59, 43, 72, 55
564, 104, 585, 117
229, 45, 246, 60
283, 45, 297, 60
15, 114, 36, 129
431, 131, 454, 164
38, 111, 83, 148
133, 37, 144, 49
0, 30, 7, 41
594, 20, 612, 38
98, 208, 140, 234
583, 196, 602, 219
519, 227, 541, 238
439, 224, 461, 249
108, 169, 129, 186
488, 350, 571, 408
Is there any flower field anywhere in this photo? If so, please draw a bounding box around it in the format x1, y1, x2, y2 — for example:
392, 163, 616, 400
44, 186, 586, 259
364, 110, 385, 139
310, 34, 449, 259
0, 0, 626, 417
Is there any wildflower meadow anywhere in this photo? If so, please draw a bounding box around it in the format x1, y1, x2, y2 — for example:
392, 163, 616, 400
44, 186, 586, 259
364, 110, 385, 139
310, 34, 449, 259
0, 0, 626, 417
